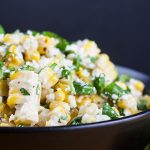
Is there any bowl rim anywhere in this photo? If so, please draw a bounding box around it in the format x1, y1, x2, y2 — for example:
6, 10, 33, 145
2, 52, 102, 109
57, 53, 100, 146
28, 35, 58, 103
0, 65, 150, 133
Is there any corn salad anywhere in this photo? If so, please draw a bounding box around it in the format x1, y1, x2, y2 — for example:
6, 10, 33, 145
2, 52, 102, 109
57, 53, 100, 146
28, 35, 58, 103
0, 25, 149, 127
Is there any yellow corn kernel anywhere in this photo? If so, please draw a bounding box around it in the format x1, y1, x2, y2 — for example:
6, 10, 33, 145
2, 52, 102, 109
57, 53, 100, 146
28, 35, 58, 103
77, 96, 92, 107
134, 80, 144, 91
38, 47, 47, 55
7, 56, 24, 68
0, 80, 8, 96
54, 89, 65, 102
3, 34, 11, 43
118, 100, 126, 108
5, 45, 24, 68
9, 45, 17, 53
7, 95, 17, 108
7, 95, 23, 108
10, 71, 22, 80
48, 74, 58, 87
55, 79, 70, 93
90, 95, 101, 104
37, 36, 52, 55
24, 50, 40, 62
49, 101, 64, 111
76, 68, 91, 83
84, 41, 93, 50
99, 53, 109, 62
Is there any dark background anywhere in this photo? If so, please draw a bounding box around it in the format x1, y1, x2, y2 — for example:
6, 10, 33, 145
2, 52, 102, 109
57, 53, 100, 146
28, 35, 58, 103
0, 0, 150, 75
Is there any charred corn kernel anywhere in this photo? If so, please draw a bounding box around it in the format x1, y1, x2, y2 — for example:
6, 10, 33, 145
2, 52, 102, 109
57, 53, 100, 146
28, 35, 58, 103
0, 80, 8, 96
134, 80, 144, 91
24, 50, 40, 62
37, 36, 52, 55
54, 89, 65, 102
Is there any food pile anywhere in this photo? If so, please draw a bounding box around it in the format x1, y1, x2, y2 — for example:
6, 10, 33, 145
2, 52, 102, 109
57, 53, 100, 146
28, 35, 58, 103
0, 25, 149, 127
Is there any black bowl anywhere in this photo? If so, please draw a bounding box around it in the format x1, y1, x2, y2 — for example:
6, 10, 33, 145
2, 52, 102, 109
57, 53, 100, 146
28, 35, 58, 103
0, 66, 150, 150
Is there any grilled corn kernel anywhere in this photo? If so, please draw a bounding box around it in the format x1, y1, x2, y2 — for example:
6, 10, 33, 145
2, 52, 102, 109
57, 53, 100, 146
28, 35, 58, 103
54, 89, 65, 102
76, 68, 91, 83
24, 50, 40, 62
37, 36, 52, 55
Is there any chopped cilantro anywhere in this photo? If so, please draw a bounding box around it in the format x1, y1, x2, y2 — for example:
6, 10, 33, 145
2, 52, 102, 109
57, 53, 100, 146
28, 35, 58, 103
20, 88, 30, 96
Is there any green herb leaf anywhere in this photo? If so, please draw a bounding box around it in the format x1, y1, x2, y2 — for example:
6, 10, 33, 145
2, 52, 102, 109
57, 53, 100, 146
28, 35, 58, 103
118, 74, 131, 82
103, 82, 128, 100
31, 30, 39, 36
20, 88, 30, 96
20, 65, 34, 71
0, 61, 4, 68
0, 69, 3, 80
90, 56, 97, 63
2, 47, 11, 61
73, 55, 81, 71
0, 25, 5, 34
137, 99, 148, 111
64, 50, 74, 55
93, 75, 105, 94
0, 42, 4, 46
50, 63, 57, 70
73, 81, 94, 95
102, 103, 119, 119
36, 84, 40, 95
61, 68, 70, 78
70, 116, 82, 125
